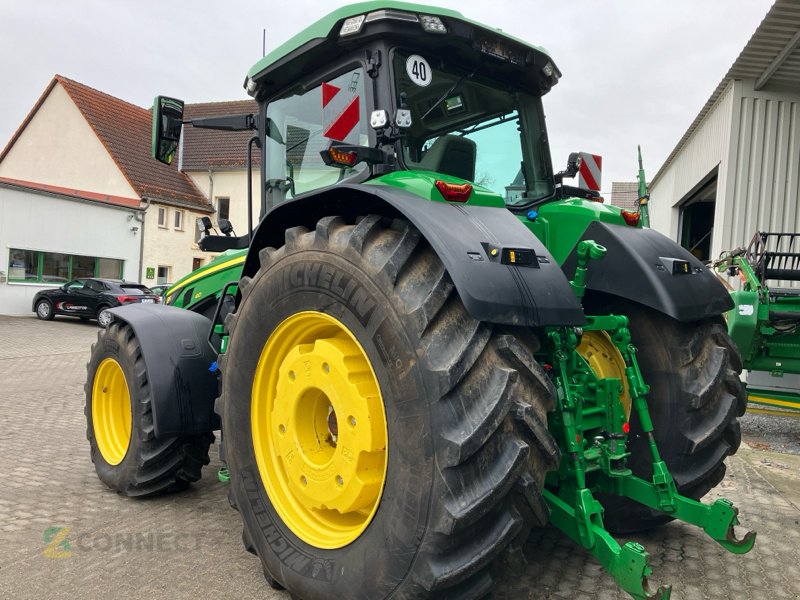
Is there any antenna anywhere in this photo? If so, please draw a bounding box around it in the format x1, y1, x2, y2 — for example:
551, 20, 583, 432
262, 28, 266, 57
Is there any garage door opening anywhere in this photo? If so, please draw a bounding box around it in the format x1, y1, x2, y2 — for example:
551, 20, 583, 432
679, 171, 717, 261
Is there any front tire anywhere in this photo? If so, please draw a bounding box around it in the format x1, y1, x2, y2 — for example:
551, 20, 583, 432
221, 216, 560, 599
35, 299, 54, 321
85, 321, 213, 496
590, 298, 746, 533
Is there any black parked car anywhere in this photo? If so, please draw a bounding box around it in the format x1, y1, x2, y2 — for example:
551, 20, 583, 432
32, 278, 160, 327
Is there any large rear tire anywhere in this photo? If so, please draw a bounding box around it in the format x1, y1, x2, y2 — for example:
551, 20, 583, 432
85, 321, 214, 496
220, 215, 560, 599
589, 298, 746, 533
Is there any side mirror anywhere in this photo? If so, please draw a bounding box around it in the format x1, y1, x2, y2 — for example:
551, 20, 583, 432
151, 96, 184, 165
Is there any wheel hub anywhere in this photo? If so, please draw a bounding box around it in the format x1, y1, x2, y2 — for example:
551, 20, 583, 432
251, 311, 388, 549
91, 358, 132, 465
577, 331, 632, 419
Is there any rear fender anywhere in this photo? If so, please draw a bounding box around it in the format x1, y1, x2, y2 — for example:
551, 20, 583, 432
244, 184, 585, 327
108, 304, 219, 436
562, 222, 734, 321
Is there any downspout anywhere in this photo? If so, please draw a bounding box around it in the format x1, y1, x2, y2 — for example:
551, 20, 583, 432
135, 198, 151, 281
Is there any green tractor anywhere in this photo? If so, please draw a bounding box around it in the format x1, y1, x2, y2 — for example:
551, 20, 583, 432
85, 3, 755, 598
715, 231, 800, 413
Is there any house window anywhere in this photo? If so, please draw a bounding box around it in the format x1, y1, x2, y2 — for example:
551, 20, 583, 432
157, 265, 171, 284
158, 206, 167, 227
41, 252, 70, 282
192, 257, 203, 271
7, 248, 122, 283
72, 254, 96, 279
174, 209, 184, 230
7, 249, 38, 281
216, 197, 230, 221
97, 258, 123, 279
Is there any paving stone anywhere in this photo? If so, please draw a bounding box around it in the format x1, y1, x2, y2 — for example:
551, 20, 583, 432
1, 315, 799, 599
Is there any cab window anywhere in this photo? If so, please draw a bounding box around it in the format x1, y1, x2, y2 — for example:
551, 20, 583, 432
393, 51, 553, 203
265, 66, 369, 202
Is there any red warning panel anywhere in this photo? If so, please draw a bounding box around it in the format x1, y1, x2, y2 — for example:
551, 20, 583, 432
322, 80, 360, 144
578, 152, 602, 192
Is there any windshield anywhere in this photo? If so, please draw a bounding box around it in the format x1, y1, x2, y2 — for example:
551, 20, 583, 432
393, 51, 553, 204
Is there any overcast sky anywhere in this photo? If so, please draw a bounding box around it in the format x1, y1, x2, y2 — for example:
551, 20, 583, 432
0, 0, 775, 193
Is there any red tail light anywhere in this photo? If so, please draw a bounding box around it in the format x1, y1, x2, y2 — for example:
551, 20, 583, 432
115, 295, 137, 303
435, 180, 472, 203
621, 210, 640, 227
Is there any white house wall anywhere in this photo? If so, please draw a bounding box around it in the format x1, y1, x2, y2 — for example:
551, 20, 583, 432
186, 169, 261, 236
140, 203, 211, 286
649, 81, 735, 246
0, 185, 141, 315
0, 83, 139, 200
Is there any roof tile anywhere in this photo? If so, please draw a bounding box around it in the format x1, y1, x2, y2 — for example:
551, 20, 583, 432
182, 100, 260, 171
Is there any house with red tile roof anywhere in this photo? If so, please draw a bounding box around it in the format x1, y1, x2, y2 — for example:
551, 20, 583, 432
0, 75, 215, 315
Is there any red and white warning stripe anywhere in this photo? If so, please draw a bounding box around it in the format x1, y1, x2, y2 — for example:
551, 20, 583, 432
322, 81, 360, 144
578, 152, 602, 192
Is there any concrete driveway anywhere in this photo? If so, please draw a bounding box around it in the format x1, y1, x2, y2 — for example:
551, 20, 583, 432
1, 315, 798, 599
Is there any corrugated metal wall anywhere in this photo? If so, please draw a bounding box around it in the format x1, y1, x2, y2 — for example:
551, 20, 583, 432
649, 82, 734, 243
723, 83, 800, 253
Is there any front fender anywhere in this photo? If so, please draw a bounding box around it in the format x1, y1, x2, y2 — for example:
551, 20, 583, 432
244, 185, 585, 327
562, 222, 734, 321
108, 304, 219, 436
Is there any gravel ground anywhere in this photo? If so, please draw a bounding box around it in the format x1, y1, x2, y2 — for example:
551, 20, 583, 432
740, 409, 800, 455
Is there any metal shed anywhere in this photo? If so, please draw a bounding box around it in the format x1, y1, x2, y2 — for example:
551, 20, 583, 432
649, 0, 800, 265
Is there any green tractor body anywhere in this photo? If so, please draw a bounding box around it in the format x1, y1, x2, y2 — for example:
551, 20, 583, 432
84, 3, 756, 599
717, 232, 800, 412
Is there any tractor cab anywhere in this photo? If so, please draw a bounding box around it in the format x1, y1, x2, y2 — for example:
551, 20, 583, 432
154, 3, 564, 251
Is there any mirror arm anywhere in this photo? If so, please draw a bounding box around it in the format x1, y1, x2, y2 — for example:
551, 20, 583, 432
187, 114, 257, 131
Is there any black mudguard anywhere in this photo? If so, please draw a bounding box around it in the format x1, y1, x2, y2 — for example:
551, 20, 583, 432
562, 221, 734, 321
108, 304, 219, 436
244, 184, 585, 327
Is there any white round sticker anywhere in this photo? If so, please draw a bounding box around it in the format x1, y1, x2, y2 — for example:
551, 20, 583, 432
406, 55, 432, 87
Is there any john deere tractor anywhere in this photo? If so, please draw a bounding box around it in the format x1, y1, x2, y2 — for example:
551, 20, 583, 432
85, 3, 754, 598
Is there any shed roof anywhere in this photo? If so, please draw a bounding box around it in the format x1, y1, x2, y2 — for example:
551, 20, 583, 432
651, 0, 800, 185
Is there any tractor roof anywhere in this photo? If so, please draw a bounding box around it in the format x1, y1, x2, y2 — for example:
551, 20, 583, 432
245, 1, 560, 100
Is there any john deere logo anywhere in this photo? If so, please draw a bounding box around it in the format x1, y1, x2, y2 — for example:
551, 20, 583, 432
43, 526, 72, 559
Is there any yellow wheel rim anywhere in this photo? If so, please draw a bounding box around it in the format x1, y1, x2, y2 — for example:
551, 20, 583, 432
577, 331, 632, 420
252, 311, 388, 549
92, 358, 133, 465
